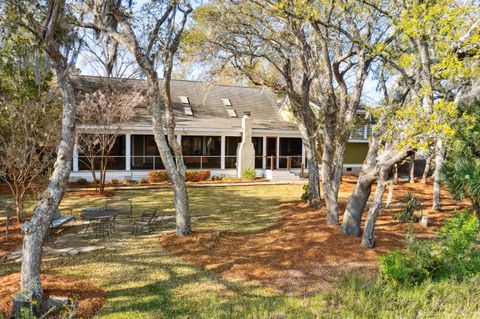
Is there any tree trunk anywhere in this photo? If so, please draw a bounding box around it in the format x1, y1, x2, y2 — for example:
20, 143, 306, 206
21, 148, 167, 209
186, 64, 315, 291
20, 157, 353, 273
386, 179, 394, 207
146, 74, 191, 236
361, 168, 390, 248
299, 123, 320, 207
291, 80, 320, 207
15, 193, 25, 223
14, 62, 76, 315
341, 123, 384, 235
171, 174, 191, 236
321, 101, 339, 224
432, 139, 444, 211
421, 152, 433, 183
341, 174, 374, 236
393, 164, 398, 184
409, 153, 415, 183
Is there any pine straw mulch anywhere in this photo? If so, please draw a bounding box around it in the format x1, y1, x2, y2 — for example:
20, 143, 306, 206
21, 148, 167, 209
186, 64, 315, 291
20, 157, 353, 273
0, 273, 105, 318
159, 177, 469, 296
0, 223, 23, 259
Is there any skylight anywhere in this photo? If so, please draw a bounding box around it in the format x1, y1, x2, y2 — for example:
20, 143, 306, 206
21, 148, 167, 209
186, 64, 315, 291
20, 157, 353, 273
184, 106, 194, 116
179, 96, 190, 104
222, 98, 232, 106
227, 109, 237, 118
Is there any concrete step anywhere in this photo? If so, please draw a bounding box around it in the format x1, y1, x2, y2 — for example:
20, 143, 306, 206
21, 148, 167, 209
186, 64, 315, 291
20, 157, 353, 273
265, 170, 300, 181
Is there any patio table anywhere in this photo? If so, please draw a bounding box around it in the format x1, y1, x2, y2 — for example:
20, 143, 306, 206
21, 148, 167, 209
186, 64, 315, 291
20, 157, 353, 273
81, 208, 118, 235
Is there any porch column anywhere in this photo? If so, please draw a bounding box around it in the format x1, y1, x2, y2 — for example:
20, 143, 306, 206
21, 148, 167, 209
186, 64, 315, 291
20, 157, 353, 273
73, 135, 79, 172
301, 141, 306, 166
262, 136, 267, 169
125, 133, 131, 171
220, 135, 226, 169
276, 136, 280, 169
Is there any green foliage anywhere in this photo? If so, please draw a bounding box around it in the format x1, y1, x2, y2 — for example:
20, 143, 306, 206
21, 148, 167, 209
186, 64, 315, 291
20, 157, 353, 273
448, 101, 480, 159
148, 170, 211, 183
324, 274, 480, 318
241, 168, 256, 180
381, 210, 480, 284
138, 178, 147, 184
301, 184, 309, 201
441, 158, 480, 214
111, 179, 119, 185
394, 192, 423, 223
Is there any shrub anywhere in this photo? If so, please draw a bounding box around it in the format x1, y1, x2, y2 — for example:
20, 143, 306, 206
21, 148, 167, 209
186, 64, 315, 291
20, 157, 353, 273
394, 192, 423, 223
241, 168, 256, 180
148, 170, 211, 183
187, 170, 211, 182
111, 178, 119, 185
76, 178, 88, 185
301, 184, 309, 201
138, 178, 147, 184
148, 170, 170, 183
211, 175, 223, 181
380, 210, 480, 284
441, 158, 480, 217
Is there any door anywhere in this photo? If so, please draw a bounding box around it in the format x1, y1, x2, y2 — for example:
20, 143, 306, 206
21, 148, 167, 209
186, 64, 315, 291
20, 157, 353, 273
266, 137, 277, 169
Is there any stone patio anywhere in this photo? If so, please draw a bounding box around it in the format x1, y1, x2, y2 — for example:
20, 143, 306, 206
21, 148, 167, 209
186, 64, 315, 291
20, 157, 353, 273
3, 215, 207, 264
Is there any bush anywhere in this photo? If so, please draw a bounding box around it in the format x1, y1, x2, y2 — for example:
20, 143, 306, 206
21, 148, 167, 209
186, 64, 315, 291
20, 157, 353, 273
301, 184, 309, 201
241, 168, 256, 180
211, 175, 223, 181
148, 170, 211, 183
111, 178, 119, 185
441, 158, 480, 216
76, 178, 88, 185
147, 170, 169, 183
380, 210, 480, 284
138, 178, 147, 184
394, 192, 423, 223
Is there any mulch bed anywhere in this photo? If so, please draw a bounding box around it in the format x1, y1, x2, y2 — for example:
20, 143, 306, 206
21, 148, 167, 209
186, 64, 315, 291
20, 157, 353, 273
159, 177, 468, 296
0, 223, 23, 259
0, 273, 106, 319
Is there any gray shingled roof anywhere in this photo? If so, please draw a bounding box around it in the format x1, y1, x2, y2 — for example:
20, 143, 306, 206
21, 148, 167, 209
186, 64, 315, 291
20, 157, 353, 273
72, 75, 297, 131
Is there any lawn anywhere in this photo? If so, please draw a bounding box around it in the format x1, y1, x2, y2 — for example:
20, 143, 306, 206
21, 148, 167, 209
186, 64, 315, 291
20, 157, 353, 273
1, 184, 303, 233
1, 183, 479, 318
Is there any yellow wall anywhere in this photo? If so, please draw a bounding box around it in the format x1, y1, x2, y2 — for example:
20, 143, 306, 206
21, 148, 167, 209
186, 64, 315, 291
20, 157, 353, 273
343, 143, 369, 164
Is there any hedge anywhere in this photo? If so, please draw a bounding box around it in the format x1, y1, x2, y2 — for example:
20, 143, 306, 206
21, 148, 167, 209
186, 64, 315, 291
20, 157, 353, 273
148, 170, 211, 183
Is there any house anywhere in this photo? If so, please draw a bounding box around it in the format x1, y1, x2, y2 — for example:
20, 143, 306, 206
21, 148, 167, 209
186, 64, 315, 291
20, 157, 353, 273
70, 75, 371, 181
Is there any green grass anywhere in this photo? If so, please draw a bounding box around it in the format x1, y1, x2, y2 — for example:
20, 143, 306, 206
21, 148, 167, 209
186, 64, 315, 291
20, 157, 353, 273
1, 184, 303, 233
1, 184, 479, 318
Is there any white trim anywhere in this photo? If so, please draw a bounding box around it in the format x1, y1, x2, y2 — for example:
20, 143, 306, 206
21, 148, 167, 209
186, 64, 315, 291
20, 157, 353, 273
276, 136, 280, 168
125, 133, 131, 171
76, 126, 369, 142
301, 142, 305, 166
220, 135, 226, 169
73, 139, 79, 172
262, 136, 267, 169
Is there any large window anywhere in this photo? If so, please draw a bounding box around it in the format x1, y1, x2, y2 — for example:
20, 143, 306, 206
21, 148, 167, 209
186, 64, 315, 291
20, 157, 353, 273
253, 137, 263, 168
225, 136, 241, 168
78, 134, 126, 170
279, 137, 302, 168
131, 135, 163, 170
182, 136, 221, 168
